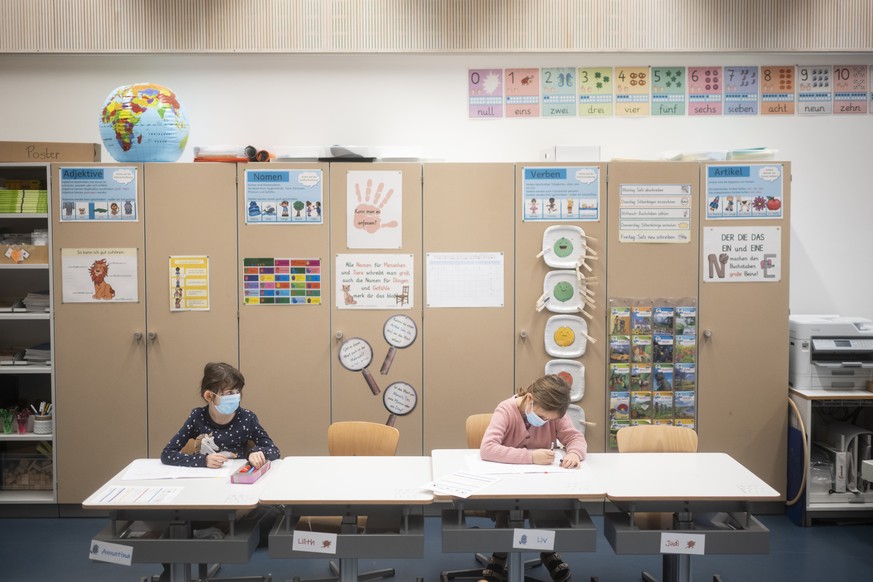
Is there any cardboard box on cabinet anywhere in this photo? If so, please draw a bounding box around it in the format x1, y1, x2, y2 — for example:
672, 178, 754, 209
0, 141, 101, 163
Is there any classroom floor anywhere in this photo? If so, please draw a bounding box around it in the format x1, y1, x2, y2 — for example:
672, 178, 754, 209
2, 513, 873, 581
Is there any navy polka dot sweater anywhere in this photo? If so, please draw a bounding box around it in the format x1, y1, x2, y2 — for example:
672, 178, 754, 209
161, 406, 280, 467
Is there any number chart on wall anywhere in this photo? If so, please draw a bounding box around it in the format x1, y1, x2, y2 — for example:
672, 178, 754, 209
468, 64, 871, 118
607, 298, 698, 450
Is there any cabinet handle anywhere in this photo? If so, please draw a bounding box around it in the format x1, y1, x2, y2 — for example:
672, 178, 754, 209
703, 329, 713, 339
519, 330, 528, 340
335, 331, 344, 340
133, 331, 143, 342
147, 331, 157, 341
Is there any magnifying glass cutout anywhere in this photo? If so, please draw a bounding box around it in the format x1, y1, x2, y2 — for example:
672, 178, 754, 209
383, 381, 418, 426
380, 314, 418, 375
338, 337, 381, 395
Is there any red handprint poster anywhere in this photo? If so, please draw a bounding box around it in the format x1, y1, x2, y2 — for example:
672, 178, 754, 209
347, 171, 403, 249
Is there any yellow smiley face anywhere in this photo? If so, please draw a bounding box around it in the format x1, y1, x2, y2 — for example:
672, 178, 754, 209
553, 326, 576, 347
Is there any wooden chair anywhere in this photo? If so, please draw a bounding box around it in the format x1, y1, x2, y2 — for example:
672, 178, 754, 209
616, 424, 698, 454
441, 414, 543, 582
298, 421, 400, 582
615, 424, 699, 582
465, 413, 493, 449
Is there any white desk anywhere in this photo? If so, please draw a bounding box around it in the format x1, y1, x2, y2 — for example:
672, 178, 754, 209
586, 452, 779, 582
83, 458, 279, 582
431, 449, 603, 582
260, 456, 433, 582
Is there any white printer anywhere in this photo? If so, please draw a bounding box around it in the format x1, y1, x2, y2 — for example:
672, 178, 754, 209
789, 314, 873, 390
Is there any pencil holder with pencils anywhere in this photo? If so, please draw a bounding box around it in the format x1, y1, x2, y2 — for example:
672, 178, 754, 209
32, 415, 52, 435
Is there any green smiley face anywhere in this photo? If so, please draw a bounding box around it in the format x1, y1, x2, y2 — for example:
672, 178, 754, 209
553, 281, 575, 302
553, 237, 573, 258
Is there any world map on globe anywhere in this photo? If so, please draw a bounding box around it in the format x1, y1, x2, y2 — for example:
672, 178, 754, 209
99, 83, 190, 162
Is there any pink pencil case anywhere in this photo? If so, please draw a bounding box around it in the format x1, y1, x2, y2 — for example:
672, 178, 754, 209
230, 460, 271, 484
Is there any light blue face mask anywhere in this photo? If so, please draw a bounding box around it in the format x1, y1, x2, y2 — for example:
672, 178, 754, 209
214, 393, 240, 415
526, 399, 547, 427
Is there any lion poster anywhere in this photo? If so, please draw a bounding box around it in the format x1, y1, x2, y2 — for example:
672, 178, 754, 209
61, 248, 138, 303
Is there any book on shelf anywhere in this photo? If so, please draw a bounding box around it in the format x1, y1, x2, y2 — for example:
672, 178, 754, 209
21, 291, 50, 312
24, 342, 51, 362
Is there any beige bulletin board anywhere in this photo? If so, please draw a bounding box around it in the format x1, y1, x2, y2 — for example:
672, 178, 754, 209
516, 162, 608, 452
698, 161, 791, 495
422, 163, 516, 451
329, 163, 423, 455
237, 162, 331, 456
606, 162, 700, 298
143, 164, 240, 457
52, 163, 148, 503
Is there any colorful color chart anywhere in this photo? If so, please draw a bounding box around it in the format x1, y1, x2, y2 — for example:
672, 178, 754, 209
243, 258, 321, 305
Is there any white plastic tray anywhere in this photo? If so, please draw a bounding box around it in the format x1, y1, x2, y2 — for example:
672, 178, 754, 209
542, 225, 589, 269
542, 270, 584, 314
544, 315, 589, 358
545, 359, 585, 402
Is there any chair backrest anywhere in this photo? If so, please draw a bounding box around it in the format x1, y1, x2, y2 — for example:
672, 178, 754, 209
327, 421, 400, 456
616, 424, 698, 453
465, 413, 494, 449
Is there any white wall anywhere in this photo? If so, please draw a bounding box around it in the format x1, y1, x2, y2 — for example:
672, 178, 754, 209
2, 53, 871, 318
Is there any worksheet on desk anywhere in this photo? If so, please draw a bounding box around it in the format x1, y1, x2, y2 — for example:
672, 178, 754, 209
120, 458, 242, 480
464, 452, 575, 475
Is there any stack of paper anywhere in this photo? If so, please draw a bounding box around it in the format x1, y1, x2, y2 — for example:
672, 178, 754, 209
20, 190, 48, 213
22, 291, 50, 312
24, 342, 51, 362
0, 189, 22, 213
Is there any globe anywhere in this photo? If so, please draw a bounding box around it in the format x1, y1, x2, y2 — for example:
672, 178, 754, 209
99, 83, 190, 162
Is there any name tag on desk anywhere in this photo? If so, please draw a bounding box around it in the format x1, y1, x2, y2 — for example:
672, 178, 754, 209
513, 528, 555, 551
293, 530, 338, 554
660, 532, 705, 555
89, 540, 133, 566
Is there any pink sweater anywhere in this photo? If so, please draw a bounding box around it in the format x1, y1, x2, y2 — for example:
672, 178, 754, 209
480, 396, 587, 464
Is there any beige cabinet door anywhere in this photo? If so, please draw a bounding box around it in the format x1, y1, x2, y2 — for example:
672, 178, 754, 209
422, 163, 516, 451
698, 162, 790, 496
52, 163, 148, 503
516, 162, 608, 452
143, 163, 240, 457
237, 163, 331, 456
329, 163, 423, 454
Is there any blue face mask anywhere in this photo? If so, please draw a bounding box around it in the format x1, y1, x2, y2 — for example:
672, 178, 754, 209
213, 393, 240, 415
526, 399, 547, 427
